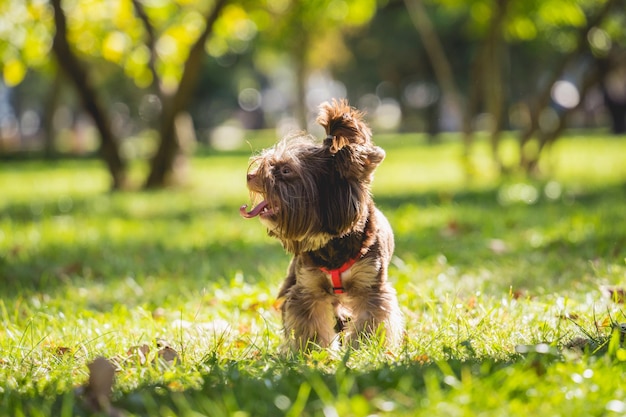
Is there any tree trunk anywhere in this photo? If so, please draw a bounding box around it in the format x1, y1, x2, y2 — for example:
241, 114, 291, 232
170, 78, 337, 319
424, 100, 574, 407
527, 67, 601, 174
42, 70, 63, 159
483, 0, 508, 171
404, 0, 464, 134
144, 0, 228, 189
50, 0, 126, 190
462, 50, 483, 158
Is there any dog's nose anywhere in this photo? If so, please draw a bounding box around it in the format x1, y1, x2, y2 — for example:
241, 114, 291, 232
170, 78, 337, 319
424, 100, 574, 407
247, 173, 255, 182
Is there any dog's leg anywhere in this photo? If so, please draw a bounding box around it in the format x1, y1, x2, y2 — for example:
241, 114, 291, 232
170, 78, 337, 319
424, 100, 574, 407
344, 282, 403, 348
282, 286, 338, 351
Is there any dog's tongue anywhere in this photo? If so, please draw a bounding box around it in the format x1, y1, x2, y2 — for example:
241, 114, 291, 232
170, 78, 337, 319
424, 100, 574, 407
240, 201, 268, 218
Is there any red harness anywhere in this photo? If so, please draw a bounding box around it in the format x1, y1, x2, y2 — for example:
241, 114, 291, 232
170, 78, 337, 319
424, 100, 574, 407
320, 256, 359, 294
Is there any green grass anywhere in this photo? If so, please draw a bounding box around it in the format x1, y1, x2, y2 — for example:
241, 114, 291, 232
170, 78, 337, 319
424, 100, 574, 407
1, 132, 626, 416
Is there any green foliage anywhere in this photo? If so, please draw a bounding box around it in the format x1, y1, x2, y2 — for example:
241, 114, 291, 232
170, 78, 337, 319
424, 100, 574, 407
425, 0, 616, 51
0, 0, 53, 85
0, 0, 379, 89
0, 0, 258, 89
1, 133, 626, 415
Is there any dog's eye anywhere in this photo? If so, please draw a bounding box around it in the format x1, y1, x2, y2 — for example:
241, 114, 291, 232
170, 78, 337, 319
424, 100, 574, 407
280, 166, 291, 175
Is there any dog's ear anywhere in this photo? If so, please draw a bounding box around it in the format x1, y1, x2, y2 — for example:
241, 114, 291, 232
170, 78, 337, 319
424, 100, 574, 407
364, 145, 385, 178
366, 146, 385, 168
317, 99, 372, 154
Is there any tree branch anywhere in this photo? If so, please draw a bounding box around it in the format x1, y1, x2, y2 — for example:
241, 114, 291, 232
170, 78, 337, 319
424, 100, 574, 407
130, 0, 161, 93
145, 0, 229, 188
403, 0, 463, 117
50, 0, 126, 189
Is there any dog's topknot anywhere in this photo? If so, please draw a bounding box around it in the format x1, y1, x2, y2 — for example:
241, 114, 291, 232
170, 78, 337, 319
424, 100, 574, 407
317, 99, 372, 154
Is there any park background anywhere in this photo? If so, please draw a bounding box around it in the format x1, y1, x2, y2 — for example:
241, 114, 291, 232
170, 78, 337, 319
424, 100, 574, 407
1, 0, 626, 416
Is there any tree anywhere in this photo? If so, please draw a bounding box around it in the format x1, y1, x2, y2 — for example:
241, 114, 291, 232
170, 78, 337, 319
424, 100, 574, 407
403, 0, 625, 174
51, 0, 127, 188
134, 0, 228, 188
251, 0, 379, 129
0, 0, 250, 190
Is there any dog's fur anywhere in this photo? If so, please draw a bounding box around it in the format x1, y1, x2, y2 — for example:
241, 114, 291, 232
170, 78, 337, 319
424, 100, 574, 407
241, 99, 403, 351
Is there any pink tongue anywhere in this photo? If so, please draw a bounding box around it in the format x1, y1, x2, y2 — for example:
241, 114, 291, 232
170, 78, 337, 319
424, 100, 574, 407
240, 201, 268, 218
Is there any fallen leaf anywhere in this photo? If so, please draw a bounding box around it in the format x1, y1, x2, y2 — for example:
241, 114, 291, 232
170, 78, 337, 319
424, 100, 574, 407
155, 339, 180, 365
55, 347, 72, 356
126, 344, 151, 365
558, 312, 580, 321
414, 354, 429, 364
157, 346, 180, 364
82, 356, 125, 417
440, 220, 460, 237
601, 286, 626, 303
510, 289, 525, 300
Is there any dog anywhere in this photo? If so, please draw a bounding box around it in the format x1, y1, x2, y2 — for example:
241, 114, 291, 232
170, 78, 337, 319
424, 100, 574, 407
240, 99, 403, 351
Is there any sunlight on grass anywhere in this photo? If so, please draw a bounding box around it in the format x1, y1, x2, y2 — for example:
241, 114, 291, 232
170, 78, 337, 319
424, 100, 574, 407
1, 133, 626, 416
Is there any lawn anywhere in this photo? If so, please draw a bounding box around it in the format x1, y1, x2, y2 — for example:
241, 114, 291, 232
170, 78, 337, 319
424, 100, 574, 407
1, 132, 626, 416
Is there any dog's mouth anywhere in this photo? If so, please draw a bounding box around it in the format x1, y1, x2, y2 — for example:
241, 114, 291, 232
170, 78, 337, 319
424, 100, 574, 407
240, 200, 275, 219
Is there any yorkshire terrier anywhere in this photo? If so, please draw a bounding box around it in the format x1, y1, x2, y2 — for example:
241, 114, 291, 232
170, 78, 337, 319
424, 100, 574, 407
240, 99, 403, 351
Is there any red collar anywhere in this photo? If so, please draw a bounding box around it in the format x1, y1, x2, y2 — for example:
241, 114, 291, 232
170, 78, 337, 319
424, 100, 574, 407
320, 256, 360, 294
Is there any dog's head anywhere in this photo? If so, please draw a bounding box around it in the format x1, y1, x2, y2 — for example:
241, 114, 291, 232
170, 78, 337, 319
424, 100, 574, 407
240, 99, 385, 253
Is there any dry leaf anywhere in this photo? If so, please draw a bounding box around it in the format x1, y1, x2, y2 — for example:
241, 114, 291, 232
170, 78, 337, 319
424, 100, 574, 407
55, 347, 72, 356
414, 354, 430, 364
157, 346, 180, 364
126, 344, 151, 365
82, 356, 125, 417
440, 220, 460, 237
558, 312, 580, 320
155, 339, 180, 365
510, 289, 525, 300
601, 286, 626, 303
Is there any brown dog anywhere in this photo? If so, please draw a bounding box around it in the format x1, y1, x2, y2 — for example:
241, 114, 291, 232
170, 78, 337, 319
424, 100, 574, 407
241, 99, 403, 351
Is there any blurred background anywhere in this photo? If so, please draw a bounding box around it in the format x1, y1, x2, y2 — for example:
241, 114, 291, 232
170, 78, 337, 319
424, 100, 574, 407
0, 0, 625, 189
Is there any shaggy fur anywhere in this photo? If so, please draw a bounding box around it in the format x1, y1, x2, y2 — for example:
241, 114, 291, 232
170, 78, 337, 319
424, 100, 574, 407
241, 99, 403, 351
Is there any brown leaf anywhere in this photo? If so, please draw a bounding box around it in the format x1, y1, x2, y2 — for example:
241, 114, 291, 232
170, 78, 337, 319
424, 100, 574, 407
558, 312, 580, 321
601, 286, 626, 304
83, 356, 125, 416
466, 296, 477, 310
510, 289, 525, 300
440, 220, 460, 237
55, 346, 72, 356
126, 344, 151, 365
413, 354, 430, 364
157, 346, 180, 364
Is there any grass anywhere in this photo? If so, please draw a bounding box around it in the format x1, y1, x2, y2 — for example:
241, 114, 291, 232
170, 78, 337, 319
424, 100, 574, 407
1, 131, 626, 416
